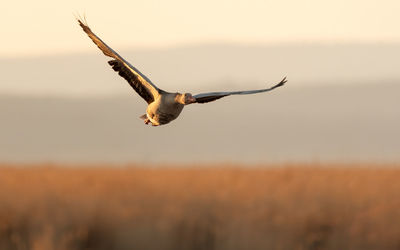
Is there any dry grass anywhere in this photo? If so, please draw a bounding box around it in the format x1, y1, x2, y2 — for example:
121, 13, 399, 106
0, 164, 400, 250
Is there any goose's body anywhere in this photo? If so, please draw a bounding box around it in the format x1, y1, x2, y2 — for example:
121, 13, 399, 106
77, 18, 286, 126
144, 91, 185, 126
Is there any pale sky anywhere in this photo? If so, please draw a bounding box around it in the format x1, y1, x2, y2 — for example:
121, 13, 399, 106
2, 0, 400, 57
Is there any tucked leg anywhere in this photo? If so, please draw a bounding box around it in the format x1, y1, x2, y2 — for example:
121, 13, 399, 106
139, 114, 147, 120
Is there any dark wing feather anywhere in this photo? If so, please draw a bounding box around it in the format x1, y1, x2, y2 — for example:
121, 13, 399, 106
107, 60, 155, 103
195, 95, 228, 103
77, 18, 159, 104
194, 77, 286, 104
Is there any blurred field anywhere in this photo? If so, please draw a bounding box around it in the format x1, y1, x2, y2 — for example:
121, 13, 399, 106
1, 164, 400, 250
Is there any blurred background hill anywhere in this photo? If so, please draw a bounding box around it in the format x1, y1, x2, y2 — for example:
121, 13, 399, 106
1, 44, 399, 164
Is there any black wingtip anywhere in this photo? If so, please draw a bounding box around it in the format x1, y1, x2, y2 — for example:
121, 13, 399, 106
272, 77, 287, 89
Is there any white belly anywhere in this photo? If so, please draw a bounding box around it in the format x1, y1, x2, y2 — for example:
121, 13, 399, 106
146, 94, 185, 125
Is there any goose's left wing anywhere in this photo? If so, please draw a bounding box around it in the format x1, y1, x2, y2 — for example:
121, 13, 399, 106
193, 77, 287, 104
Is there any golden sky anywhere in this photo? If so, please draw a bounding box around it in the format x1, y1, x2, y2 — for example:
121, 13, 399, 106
2, 0, 400, 57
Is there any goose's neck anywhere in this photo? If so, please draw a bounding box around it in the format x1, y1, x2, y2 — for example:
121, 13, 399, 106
174, 93, 185, 104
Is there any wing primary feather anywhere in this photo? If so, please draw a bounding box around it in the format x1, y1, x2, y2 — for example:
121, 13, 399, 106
77, 20, 116, 58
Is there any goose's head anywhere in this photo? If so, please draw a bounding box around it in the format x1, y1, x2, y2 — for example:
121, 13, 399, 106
177, 93, 196, 105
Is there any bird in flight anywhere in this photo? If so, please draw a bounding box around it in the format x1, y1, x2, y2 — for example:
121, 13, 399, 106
77, 18, 286, 126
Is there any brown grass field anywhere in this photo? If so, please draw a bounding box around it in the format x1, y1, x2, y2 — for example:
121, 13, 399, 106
0, 164, 400, 250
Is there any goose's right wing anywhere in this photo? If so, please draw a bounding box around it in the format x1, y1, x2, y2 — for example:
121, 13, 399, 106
77, 18, 159, 104
194, 77, 286, 103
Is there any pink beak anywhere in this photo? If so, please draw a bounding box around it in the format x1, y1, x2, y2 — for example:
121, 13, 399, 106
188, 96, 197, 104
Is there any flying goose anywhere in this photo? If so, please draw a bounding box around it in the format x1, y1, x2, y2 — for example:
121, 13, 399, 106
77, 18, 286, 126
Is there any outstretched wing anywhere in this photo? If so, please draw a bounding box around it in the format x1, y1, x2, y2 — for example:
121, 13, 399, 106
194, 77, 287, 104
77, 18, 160, 104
